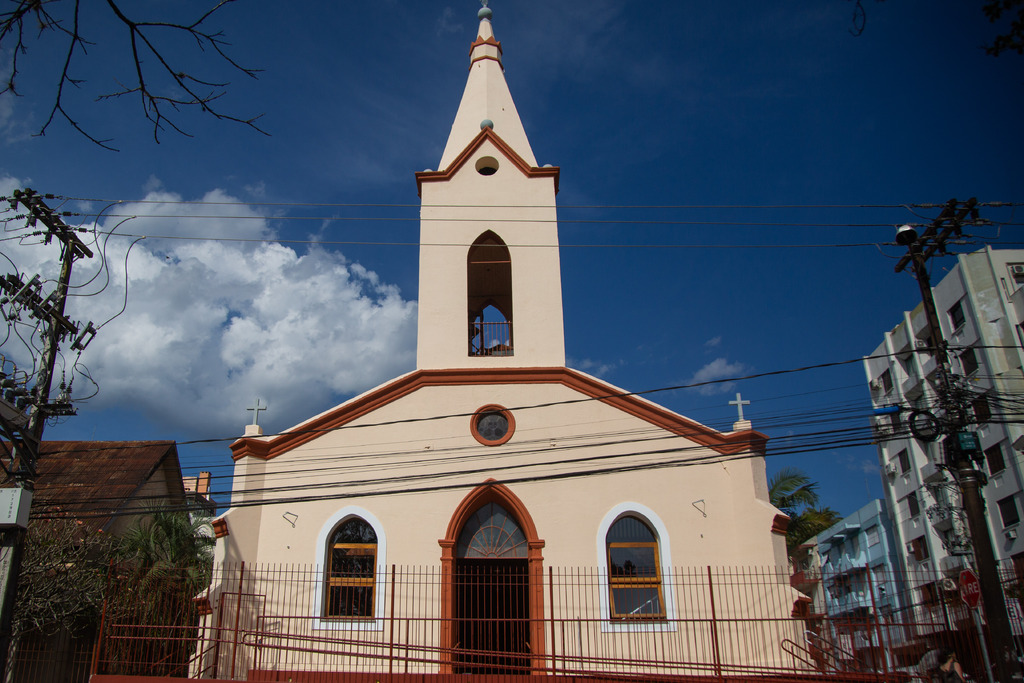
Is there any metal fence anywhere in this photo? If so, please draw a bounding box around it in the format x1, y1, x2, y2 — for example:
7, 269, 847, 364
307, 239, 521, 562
81, 562, 1024, 682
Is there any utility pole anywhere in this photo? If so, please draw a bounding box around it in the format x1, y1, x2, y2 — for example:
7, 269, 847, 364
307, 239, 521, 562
894, 198, 1020, 683
0, 189, 94, 674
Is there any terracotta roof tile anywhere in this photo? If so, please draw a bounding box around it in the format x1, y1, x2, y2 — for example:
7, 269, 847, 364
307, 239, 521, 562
2, 441, 185, 531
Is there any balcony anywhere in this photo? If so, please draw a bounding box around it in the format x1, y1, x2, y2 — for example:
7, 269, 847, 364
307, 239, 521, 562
920, 461, 945, 484
927, 505, 954, 532
791, 565, 821, 592
902, 374, 924, 400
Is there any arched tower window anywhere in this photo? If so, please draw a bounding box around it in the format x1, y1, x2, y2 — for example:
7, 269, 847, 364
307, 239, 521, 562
324, 517, 378, 618
468, 231, 513, 356
606, 515, 665, 619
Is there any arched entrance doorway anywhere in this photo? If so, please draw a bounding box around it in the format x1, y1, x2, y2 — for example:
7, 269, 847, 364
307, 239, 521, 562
439, 481, 545, 675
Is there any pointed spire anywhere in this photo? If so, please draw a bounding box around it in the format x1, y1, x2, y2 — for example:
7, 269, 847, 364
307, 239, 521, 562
437, 3, 537, 169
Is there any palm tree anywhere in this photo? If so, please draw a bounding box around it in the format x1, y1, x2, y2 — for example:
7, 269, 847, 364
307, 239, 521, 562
117, 508, 214, 583
769, 468, 841, 555
106, 509, 215, 676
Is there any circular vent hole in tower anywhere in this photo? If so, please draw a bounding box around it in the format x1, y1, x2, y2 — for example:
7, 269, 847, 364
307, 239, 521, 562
475, 156, 499, 176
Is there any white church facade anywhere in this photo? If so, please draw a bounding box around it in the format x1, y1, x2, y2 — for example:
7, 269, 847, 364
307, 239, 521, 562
201, 5, 802, 678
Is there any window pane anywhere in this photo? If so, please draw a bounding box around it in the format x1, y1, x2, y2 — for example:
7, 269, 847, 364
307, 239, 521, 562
331, 518, 377, 544
607, 516, 657, 543
960, 348, 979, 375
986, 444, 1006, 474
477, 412, 509, 441
331, 547, 375, 577
456, 502, 527, 558
611, 587, 663, 617
898, 449, 910, 473
973, 396, 992, 422
327, 585, 374, 618
609, 546, 658, 577
999, 496, 1020, 528
948, 301, 966, 329
907, 492, 920, 518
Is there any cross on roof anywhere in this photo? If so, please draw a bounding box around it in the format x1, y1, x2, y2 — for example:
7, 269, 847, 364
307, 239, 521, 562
247, 398, 267, 426
729, 393, 750, 422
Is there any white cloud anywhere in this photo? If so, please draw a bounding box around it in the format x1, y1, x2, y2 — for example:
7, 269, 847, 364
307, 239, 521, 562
841, 454, 880, 475
569, 357, 617, 378
704, 336, 722, 350
688, 357, 747, 395
0, 187, 417, 437
435, 7, 464, 36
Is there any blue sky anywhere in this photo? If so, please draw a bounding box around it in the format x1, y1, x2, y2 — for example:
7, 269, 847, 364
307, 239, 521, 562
1, 1, 1021, 517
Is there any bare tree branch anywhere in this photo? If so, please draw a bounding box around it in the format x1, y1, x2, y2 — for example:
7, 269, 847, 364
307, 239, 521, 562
0, 0, 265, 149
983, 0, 1024, 56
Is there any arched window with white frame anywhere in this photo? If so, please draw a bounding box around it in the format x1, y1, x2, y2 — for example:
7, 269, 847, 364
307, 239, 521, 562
606, 515, 665, 619
313, 507, 387, 630
324, 517, 377, 618
596, 503, 676, 631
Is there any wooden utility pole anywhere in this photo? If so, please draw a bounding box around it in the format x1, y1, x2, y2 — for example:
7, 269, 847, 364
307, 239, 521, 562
894, 198, 1020, 683
0, 189, 94, 674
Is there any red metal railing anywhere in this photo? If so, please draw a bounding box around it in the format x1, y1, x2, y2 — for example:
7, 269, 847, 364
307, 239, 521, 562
469, 321, 513, 356
87, 563, 1023, 682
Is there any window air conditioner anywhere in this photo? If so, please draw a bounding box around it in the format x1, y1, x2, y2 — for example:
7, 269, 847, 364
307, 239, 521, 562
885, 463, 898, 477
1010, 264, 1024, 276
1006, 528, 1018, 541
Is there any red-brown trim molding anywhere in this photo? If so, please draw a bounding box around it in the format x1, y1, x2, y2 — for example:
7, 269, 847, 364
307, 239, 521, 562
415, 127, 560, 195
469, 54, 503, 69
212, 518, 229, 538
771, 514, 790, 536
438, 480, 544, 674
231, 366, 769, 461
469, 36, 503, 56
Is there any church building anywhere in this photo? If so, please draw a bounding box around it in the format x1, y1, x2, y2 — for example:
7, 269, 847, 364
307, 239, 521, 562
202, 5, 801, 678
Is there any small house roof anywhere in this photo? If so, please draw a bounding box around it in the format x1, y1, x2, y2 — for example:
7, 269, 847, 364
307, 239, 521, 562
3, 440, 185, 532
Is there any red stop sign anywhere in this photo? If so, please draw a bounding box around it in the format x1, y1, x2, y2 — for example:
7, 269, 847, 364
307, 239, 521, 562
960, 569, 982, 609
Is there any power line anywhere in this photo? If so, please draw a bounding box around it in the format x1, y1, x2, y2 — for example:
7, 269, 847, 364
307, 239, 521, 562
37, 196, 1024, 210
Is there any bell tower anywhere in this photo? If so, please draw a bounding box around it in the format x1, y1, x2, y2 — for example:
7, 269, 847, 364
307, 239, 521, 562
415, 4, 565, 370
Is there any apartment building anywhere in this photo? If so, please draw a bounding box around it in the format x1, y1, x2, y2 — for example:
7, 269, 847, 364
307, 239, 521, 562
864, 247, 1024, 581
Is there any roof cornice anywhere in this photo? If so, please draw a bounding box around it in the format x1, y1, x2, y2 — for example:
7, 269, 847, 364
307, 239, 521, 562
230, 367, 767, 462
415, 127, 559, 196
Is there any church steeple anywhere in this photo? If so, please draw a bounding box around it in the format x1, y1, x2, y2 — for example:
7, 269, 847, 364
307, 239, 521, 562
415, 4, 565, 371
437, 4, 537, 170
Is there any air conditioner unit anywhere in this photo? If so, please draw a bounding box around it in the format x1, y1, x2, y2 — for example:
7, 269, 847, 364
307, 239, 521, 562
885, 463, 898, 477
869, 380, 882, 392
1010, 264, 1024, 276
906, 542, 915, 554
940, 577, 957, 592
915, 340, 928, 349
1006, 528, 1018, 541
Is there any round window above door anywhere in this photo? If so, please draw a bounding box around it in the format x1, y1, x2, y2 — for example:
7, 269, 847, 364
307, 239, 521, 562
471, 405, 515, 446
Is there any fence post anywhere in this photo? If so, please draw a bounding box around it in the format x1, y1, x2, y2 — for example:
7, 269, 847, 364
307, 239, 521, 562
388, 564, 396, 675
707, 566, 723, 682
229, 562, 245, 680
865, 567, 889, 681
89, 560, 116, 677
548, 566, 556, 676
